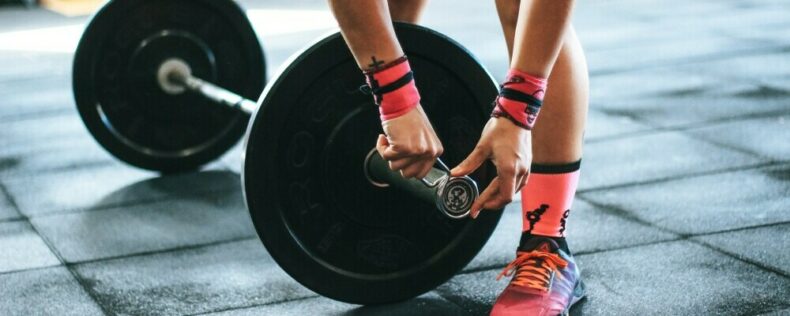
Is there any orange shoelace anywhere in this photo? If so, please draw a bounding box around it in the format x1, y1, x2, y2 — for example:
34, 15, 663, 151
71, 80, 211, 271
496, 250, 569, 291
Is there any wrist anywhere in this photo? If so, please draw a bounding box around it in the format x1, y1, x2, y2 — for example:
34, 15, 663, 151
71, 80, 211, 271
362, 56, 421, 121
490, 68, 547, 130
491, 115, 532, 134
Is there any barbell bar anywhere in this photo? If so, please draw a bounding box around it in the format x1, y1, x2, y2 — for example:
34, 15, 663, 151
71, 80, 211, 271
156, 55, 478, 219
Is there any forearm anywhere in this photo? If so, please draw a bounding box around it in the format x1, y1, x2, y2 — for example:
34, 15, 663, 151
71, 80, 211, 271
328, 0, 404, 70
511, 0, 575, 77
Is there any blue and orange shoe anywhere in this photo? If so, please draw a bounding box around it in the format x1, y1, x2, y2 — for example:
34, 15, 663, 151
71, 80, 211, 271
490, 237, 585, 316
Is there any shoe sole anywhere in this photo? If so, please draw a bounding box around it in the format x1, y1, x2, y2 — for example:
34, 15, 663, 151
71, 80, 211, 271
560, 279, 586, 316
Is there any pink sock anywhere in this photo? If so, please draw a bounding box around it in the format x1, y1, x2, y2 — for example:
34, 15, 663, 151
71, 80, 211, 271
521, 161, 581, 237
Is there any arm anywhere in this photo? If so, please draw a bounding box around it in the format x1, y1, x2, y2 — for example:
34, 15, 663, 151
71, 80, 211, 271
328, 0, 443, 179
328, 1, 403, 69
452, 0, 576, 217
511, 0, 574, 77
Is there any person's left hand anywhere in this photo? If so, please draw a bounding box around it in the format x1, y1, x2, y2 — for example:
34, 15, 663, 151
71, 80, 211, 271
450, 116, 532, 218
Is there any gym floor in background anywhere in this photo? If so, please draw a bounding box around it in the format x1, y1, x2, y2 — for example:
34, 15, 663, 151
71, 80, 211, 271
1, 0, 789, 315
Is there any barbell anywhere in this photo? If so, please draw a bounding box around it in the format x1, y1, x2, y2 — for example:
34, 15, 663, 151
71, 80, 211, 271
72, 0, 502, 305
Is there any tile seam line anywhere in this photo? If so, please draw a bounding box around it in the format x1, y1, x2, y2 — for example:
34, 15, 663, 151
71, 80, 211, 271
0, 262, 63, 277
578, 193, 790, 279
576, 195, 790, 240
0, 235, 260, 276
0, 217, 27, 224
684, 220, 790, 238
577, 161, 783, 195
1, 160, 116, 182
64, 236, 258, 267
60, 236, 261, 315
0, 108, 74, 124
689, 239, 790, 279
614, 109, 782, 161
589, 44, 790, 77
584, 109, 790, 145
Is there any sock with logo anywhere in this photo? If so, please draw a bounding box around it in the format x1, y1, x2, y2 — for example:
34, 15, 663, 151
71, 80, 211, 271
519, 160, 581, 254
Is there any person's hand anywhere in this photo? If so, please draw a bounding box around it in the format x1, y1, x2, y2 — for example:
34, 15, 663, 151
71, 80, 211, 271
376, 105, 443, 179
451, 117, 532, 218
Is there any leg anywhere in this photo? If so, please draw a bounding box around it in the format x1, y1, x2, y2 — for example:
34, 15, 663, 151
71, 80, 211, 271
495, 0, 588, 240
388, 0, 429, 23
531, 27, 588, 163
456, 0, 575, 216
521, 29, 587, 246
495, 0, 519, 59
490, 2, 589, 315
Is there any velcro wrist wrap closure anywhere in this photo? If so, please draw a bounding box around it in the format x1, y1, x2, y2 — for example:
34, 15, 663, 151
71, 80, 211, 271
361, 56, 421, 121
491, 68, 547, 130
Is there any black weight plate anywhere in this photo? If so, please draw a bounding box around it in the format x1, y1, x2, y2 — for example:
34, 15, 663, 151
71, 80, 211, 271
244, 23, 502, 304
73, 0, 265, 172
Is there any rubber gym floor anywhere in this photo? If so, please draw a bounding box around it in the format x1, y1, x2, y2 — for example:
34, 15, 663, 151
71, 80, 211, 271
1, 0, 789, 315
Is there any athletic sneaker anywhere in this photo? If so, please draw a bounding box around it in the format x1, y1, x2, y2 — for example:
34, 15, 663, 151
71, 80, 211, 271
490, 237, 585, 316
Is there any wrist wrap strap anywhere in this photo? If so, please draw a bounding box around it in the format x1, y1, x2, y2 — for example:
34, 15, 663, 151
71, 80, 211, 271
361, 56, 421, 121
491, 68, 548, 130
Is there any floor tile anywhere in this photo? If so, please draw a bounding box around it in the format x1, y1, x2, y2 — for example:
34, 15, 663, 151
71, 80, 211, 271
0, 113, 87, 148
0, 79, 72, 121
683, 52, 790, 85
0, 187, 20, 221
579, 131, 764, 190
73, 239, 314, 316
439, 241, 790, 316
0, 220, 60, 273
32, 188, 255, 263
584, 109, 652, 141
587, 36, 776, 75
589, 68, 729, 103
0, 136, 115, 178
574, 241, 790, 315
597, 86, 790, 129
689, 114, 790, 161
694, 223, 790, 275
0, 266, 104, 316
4, 168, 236, 217
582, 164, 790, 234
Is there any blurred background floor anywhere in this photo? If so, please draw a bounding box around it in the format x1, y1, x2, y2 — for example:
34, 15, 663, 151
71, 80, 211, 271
0, 0, 789, 315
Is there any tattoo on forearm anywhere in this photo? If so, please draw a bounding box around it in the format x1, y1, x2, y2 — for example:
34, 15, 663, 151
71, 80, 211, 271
367, 56, 385, 71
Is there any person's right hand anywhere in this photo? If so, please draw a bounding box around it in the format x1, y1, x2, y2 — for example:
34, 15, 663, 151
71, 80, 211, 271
451, 116, 532, 218
376, 105, 443, 179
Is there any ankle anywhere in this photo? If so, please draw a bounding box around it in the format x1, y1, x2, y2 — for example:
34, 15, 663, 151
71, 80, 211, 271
519, 233, 571, 254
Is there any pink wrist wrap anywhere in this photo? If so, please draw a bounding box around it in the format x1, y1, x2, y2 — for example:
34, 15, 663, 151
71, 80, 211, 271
363, 56, 421, 121
491, 69, 547, 129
